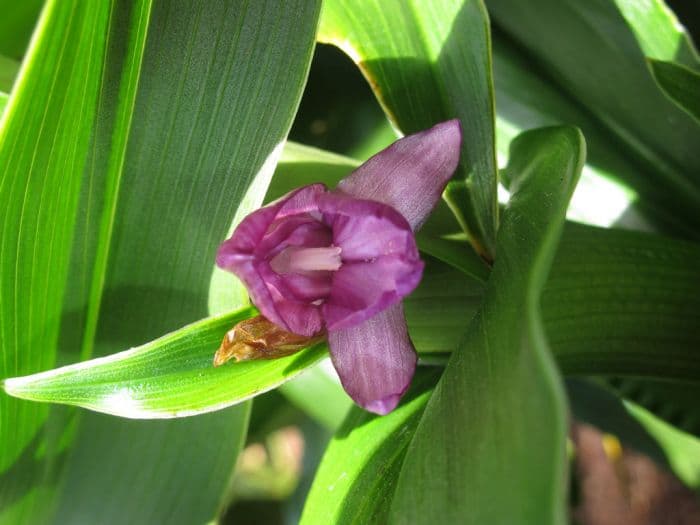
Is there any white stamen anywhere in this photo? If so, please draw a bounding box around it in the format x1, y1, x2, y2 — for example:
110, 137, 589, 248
270, 246, 342, 274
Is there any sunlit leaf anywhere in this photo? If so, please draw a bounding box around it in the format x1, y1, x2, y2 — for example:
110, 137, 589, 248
612, 0, 699, 66
52, 1, 321, 522
0, 1, 113, 521
4, 308, 325, 418
626, 400, 700, 490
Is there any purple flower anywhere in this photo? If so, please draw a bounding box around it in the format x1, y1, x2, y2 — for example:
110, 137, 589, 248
217, 120, 462, 414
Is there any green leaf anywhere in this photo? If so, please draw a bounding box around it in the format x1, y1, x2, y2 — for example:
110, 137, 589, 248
626, 400, 700, 490
49, 405, 251, 524
0, 1, 113, 521
492, 36, 647, 231
73, 0, 319, 518
300, 369, 441, 524
648, 59, 700, 123
54, 0, 321, 520
404, 255, 484, 354
413, 223, 700, 383
486, 0, 700, 236
390, 127, 583, 524
543, 223, 700, 381
612, 0, 700, 67
609, 378, 700, 439
319, 0, 499, 259
4, 308, 326, 417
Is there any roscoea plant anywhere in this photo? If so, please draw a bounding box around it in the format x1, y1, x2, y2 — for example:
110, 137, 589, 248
215, 120, 462, 414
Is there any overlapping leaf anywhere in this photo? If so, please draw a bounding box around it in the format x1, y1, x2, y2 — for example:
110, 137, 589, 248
612, 0, 699, 66
52, 1, 322, 523
8, 139, 700, 420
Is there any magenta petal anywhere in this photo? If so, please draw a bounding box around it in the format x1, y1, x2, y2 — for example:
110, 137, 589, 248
256, 262, 325, 336
216, 184, 329, 335
319, 192, 418, 261
216, 184, 327, 268
337, 120, 462, 230
323, 256, 423, 331
328, 303, 417, 414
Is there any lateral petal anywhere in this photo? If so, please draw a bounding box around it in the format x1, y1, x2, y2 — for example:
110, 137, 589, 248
328, 303, 417, 415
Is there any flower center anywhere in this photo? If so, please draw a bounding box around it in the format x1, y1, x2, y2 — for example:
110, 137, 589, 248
269, 246, 342, 274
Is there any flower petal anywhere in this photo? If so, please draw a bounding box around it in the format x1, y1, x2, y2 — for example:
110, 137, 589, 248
322, 256, 423, 331
319, 192, 418, 261
216, 184, 327, 267
337, 119, 462, 230
327, 303, 417, 414
216, 184, 329, 335
255, 262, 325, 336
258, 216, 331, 258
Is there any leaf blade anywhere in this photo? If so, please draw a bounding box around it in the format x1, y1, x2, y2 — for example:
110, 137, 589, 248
0, 2, 112, 520
389, 126, 584, 524
5, 308, 326, 418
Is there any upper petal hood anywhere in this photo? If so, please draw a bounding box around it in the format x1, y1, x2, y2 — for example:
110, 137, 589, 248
337, 119, 462, 230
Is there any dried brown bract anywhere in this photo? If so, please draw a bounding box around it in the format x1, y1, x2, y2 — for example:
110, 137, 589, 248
213, 315, 323, 366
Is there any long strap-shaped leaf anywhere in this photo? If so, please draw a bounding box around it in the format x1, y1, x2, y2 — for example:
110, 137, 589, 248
4, 309, 326, 418
389, 126, 583, 524
0, 2, 111, 521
